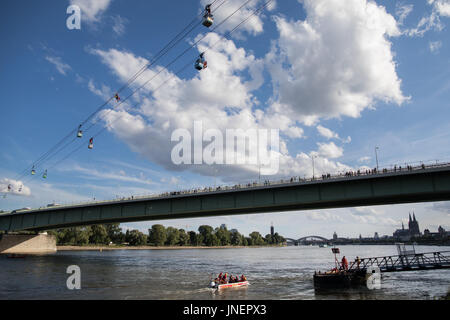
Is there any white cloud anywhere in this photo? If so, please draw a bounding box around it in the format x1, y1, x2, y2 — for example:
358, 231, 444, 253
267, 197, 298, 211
45, 56, 72, 75
396, 3, 414, 25
431, 201, 450, 213
316, 125, 350, 143
429, 40, 443, 53
305, 211, 343, 222
358, 156, 371, 163
61, 164, 156, 186
88, 79, 112, 100
349, 213, 397, 226
70, 0, 112, 23
317, 125, 339, 140
317, 142, 343, 159
112, 15, 128, 36
89, 32, 355, 182
406, 0, 450, 36
430, 0, 450, 17
266, 0, 408, 125
0, 178, 31, 197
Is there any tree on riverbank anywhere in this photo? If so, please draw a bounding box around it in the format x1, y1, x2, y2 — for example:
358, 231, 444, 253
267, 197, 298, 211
48, 223, 286, 247
147, 224, 286, 247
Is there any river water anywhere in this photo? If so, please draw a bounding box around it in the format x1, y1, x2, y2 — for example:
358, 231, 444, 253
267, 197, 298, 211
1, 245, 449, 300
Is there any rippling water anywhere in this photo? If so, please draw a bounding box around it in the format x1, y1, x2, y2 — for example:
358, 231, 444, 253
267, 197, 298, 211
1, 245, 449, 300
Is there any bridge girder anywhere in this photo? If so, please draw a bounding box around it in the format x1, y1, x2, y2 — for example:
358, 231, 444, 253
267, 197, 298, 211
1, 165, 450, 232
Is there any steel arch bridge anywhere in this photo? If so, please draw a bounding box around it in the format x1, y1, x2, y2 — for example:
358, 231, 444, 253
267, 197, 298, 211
286, 236, 329, 243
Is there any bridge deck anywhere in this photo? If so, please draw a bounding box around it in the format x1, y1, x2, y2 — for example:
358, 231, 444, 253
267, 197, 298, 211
1, 162, 450, 232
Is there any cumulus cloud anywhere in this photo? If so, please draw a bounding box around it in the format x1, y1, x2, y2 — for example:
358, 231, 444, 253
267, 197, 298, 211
316, 125, 351, 143
70, 0, 112, 23
430, 0, 450, 17
266, 0, 408, 125
88, 32, 354, 182
317, 142, 343, 159
45, 56, 72, 75
88, 79, 113, 100
0, 178, 31, 197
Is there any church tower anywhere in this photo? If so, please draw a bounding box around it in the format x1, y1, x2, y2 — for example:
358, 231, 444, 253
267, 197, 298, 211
409, 212, 420, 237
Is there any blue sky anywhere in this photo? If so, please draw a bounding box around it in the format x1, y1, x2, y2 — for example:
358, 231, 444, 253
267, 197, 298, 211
1, 0, 449, 239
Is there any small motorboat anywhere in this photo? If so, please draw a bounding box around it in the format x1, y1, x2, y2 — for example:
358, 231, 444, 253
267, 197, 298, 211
209, 281, 249, 291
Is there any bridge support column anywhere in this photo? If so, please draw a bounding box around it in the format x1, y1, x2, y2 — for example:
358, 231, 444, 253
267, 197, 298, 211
0, 233, 57, 255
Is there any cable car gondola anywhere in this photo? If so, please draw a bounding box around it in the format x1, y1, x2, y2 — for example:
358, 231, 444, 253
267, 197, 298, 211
43, 170, 48, 179
31, 166, 36, 175
77, 124, 83, 138
202, 4, 214, 28
88, 138, 94, 150
195, 53, 207, 71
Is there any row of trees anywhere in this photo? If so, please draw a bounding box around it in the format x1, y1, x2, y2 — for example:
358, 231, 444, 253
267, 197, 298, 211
48, 224, 286, 247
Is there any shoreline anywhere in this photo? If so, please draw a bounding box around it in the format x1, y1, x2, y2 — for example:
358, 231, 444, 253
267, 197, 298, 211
57, 245, 284, 251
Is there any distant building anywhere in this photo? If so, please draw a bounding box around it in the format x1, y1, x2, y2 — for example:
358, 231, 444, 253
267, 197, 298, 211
333, 232, 338, 241
408, 213, 421, 238
270, 223, 274, 237
424, 226, 449, 239
374, 232, 379, 240
393, 213, 421, 241
393, 222, 410, 241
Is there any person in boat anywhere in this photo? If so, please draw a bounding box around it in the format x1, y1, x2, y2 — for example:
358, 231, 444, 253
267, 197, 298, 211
341, 256, 349, 271
222, 273, 228, 284
214, 273, 222, 284
240, 275, 247, 282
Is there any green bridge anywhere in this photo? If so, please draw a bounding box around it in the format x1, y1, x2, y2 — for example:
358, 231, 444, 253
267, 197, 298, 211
1, 164, 450, 232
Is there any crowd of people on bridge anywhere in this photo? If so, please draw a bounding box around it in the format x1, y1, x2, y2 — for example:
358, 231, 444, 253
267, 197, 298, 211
19, 160, 438, 211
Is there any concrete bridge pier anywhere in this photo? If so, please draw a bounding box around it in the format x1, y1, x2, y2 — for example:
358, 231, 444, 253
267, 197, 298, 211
0, 233, 57, 255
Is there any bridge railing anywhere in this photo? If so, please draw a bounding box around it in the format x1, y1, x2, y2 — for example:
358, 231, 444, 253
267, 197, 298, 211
3, 160, 450, 215
347, 251, 450, 272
